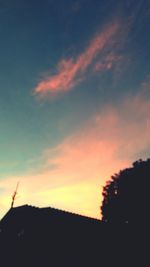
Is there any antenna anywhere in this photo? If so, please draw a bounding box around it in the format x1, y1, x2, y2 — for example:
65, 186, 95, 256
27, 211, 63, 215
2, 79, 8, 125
11, 182, 19, 209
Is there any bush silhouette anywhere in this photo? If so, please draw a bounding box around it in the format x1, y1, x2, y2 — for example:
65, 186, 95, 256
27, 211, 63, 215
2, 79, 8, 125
101, 158, 150, 224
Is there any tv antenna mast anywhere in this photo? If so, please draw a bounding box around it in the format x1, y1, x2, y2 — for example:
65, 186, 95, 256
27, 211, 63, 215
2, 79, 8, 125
11, 182, 19, 208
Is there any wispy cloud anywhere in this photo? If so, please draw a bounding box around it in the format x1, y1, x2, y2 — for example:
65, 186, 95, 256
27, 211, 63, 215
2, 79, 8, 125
93, 53, 123, 72
34, 21, 120, 97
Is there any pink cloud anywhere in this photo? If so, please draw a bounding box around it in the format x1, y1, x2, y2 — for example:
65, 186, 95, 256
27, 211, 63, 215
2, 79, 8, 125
34, 21, 120, 96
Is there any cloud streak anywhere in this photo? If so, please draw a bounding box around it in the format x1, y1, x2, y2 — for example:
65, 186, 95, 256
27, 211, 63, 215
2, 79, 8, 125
34, 21, 120, 96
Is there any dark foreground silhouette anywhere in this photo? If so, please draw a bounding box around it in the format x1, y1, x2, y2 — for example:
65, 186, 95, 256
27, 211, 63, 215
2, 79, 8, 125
101, 159, 150, 224
0, 205, 148, 267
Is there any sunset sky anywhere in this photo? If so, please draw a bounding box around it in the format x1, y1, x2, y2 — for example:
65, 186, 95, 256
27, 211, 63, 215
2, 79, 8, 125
0, 0, 150, 219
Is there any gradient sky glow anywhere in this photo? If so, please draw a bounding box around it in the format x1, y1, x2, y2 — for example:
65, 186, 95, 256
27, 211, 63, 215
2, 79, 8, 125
0, 0, 150, 219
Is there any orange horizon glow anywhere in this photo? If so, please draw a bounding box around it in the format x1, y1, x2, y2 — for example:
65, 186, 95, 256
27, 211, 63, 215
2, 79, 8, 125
1, 88, 150, 220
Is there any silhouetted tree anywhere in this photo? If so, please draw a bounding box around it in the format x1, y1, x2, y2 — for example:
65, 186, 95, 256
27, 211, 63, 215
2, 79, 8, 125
101, 158, 150, 224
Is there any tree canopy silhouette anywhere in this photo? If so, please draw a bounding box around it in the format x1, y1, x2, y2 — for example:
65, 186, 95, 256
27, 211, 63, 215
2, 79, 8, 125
101, 158, 150, 224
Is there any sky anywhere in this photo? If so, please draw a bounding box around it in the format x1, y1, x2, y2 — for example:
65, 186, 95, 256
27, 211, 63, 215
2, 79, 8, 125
0, 0, 150, 219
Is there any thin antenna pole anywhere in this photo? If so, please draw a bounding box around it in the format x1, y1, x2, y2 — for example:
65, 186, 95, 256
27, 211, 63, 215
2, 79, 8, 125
11, 182, 19, 209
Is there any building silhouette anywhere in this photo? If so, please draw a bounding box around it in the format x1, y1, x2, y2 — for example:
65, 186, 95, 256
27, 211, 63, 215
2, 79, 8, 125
0, 204, 147, 267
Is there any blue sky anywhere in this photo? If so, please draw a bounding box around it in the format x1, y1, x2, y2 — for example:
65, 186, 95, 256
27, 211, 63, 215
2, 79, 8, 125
0, 0, 150, 219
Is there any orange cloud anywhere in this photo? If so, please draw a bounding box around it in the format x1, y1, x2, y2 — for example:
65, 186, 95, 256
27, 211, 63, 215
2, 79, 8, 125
1, 90, 150, 219
34, 21, 120, 96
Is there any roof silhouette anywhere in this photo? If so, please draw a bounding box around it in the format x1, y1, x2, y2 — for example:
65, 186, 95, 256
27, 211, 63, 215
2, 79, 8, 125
0, 204, 100, 232
0, 204, 103, 266
0, 204, 147, 267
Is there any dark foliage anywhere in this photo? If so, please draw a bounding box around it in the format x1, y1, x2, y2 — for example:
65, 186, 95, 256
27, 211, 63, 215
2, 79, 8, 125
101, 158, 150, 224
